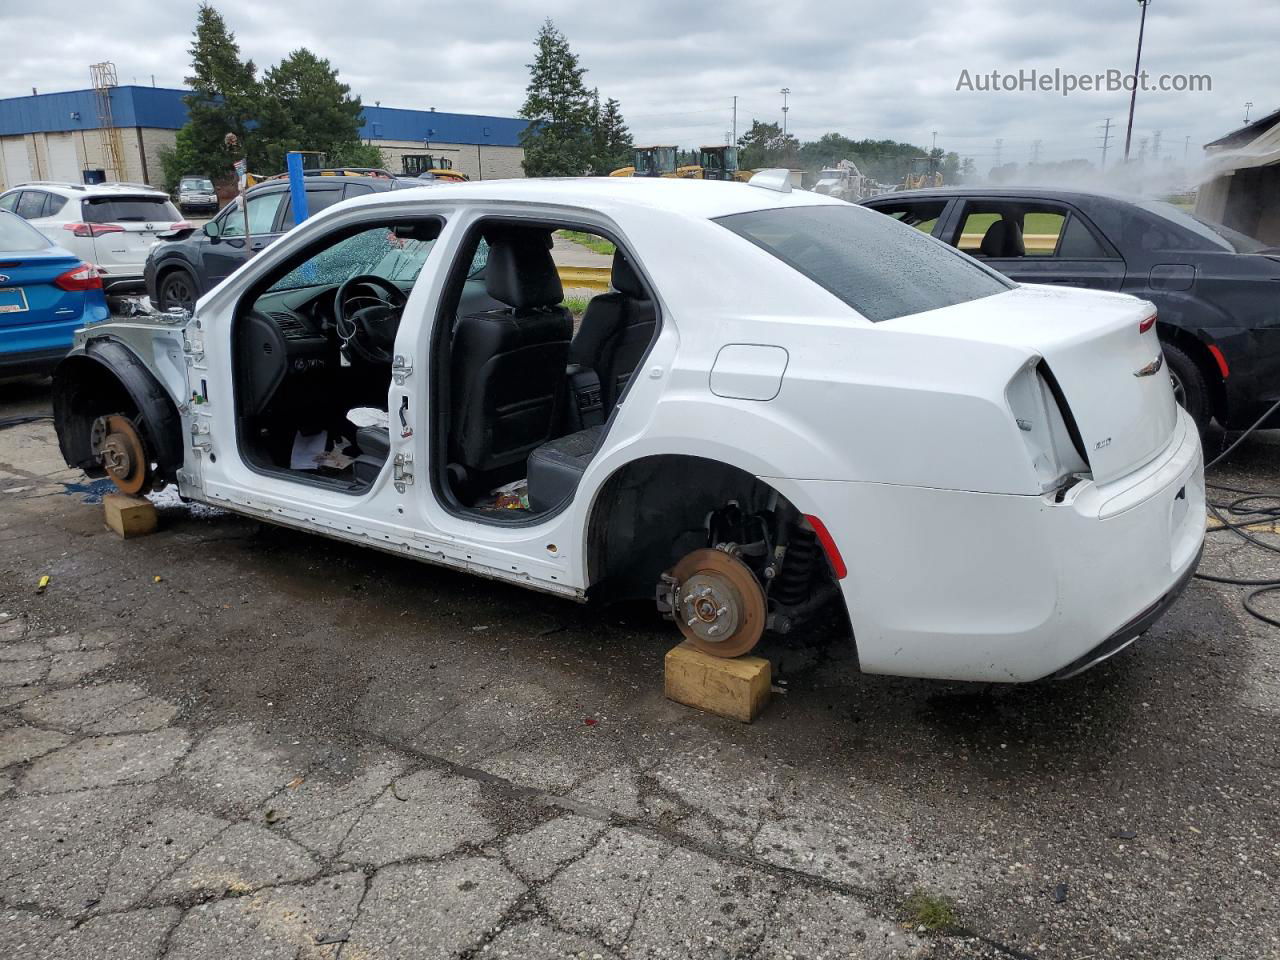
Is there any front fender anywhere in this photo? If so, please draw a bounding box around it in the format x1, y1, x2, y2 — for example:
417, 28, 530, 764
52, 338, 185, 478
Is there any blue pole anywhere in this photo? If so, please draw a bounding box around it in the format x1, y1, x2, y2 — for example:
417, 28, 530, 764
286, 151, 307, 226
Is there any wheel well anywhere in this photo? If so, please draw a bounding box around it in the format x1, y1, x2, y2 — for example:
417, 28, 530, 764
585, 454, 800, 598
52, 346, 184, 484
1158, 324, 1225, 420
156, 262, 195, 291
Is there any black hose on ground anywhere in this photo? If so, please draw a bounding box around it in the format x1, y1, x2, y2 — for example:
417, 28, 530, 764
1195, 397, 1280, 628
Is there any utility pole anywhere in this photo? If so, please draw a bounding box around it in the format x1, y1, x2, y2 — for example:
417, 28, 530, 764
1151, 129, 1162, 164
732, 95, 737, 146
994, 138, 1003, 169
1031, 139, 1042, 165
1123, 0, 1152, 162
780, 88, 790, 136
1183, 134, 1190, 162
1244, 101, 1253, 124
1098, 117, 1113, 170
931, 130, 937, 154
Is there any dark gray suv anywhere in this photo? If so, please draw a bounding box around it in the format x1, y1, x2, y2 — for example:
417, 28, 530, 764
145, 173, 418, 312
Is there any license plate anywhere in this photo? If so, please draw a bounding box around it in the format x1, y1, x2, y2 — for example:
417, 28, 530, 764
0, 287, 28, 314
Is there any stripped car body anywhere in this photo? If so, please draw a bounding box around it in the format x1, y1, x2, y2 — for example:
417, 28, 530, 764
53, 177, 1204, 682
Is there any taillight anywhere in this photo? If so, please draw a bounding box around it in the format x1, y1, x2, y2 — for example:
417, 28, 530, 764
158, 220, 194, 238
53, 263, 103, 292
1138, 313, 1156, 334
62, 222, 125, 238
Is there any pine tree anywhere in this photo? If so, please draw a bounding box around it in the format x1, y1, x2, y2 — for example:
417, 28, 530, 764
256, 49, 381, 172
181, 4, 260, 179
597, 97, 632, 174
518, 20, 594, 177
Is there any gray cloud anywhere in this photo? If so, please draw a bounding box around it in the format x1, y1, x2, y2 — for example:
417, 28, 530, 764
0, 0, 1270, 166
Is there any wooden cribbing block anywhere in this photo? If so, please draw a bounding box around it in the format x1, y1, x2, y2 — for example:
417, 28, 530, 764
103, 493, 157, 539
664, 642, 771, 723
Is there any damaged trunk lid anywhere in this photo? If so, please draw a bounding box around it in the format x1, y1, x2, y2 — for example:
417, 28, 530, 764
887, 284, 1180, 484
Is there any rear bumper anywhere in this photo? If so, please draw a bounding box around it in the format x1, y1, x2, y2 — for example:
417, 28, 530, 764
0, 345, 71, 375
769, 409, 1206, 683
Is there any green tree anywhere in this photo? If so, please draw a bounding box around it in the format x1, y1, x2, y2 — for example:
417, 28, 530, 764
256, 48, 381, 172
737, 120, 799, 170
157, 126, 200, 193
519, 20, 595, 177
591, 95, 632, 174
182, 4, 261, 180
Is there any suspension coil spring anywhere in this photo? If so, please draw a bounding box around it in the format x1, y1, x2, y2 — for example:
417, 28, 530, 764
772, 527, 818, 606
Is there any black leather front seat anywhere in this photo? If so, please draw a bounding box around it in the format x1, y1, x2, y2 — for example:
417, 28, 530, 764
979, 218, 1025, 258
450, 230, 572, 475
568, 252, 657, 415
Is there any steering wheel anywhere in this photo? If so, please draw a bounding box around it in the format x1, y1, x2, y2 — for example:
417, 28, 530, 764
334, 274, 407, 365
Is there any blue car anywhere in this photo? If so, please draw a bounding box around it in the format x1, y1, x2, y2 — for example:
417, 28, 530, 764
0, 209, 109, 376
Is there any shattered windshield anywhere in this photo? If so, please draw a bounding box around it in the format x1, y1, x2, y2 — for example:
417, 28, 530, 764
267, 226, 436, 292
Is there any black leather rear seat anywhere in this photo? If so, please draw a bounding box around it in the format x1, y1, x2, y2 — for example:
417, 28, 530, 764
526, 426, 604, 512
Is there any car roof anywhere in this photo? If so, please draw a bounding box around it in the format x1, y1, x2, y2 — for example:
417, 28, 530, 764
863, 185, 1151, 209
344, 175, 841, 220
4, 181, 169, 198
247, 173, 397, 195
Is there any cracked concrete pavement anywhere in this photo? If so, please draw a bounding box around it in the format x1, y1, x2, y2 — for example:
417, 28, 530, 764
0, 376, 1277, 959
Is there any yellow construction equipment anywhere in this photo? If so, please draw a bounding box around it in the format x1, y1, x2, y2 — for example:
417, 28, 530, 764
697, 146, 752, 182
610, 146, 701, 179
904, 156, 943, 190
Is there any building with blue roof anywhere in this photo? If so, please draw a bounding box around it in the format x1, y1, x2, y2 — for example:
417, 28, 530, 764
0, 85, 529, 190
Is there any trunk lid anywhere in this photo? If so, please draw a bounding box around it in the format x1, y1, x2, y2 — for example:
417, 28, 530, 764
0, 250, 84, 329
886, 284, 1180, 484
80, 194, 181, 276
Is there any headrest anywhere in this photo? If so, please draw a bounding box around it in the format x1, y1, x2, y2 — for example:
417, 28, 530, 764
979, 219, 1024, 258
484, 230, 563, 309
610, 251, 645, 298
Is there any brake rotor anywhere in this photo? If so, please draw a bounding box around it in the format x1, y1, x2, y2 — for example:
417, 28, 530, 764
91, 414, 152, 496
669, 548, 766, 658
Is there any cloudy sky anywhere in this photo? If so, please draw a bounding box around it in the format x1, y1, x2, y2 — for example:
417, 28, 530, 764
0, 0, 1272, 169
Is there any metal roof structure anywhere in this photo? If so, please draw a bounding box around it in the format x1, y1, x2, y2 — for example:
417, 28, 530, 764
0, 86, 527, 147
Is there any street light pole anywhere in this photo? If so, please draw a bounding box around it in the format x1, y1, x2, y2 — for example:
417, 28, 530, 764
1123, 0, 1151, 163
780, 88, 790, 136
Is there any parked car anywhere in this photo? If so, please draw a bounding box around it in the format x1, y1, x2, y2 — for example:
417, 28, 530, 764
861, 187, 1280, 434
0, 210, 108, 376
145, 173, 414, 312
53, 176, 1203, 683
0, 181, 185, 296
175, 175, 219, 215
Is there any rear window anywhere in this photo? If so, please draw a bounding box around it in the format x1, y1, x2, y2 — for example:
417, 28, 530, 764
717, 205, 1012, 323
0, 210, 51, 252
83, 196, 180, 224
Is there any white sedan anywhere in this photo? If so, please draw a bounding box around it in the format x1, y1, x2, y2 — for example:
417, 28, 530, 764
51, 174, 1204, 682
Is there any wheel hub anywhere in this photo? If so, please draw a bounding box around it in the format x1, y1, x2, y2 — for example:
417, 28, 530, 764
90, 414, 152, 495
668, 548, 766, 658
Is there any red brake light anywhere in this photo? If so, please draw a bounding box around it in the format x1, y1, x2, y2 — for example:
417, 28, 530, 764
53, 263, 103, 292
1139, 313, 1156, 334
803, 514, 847, 581
169, 220, 193, 231
62, 222, 125, 238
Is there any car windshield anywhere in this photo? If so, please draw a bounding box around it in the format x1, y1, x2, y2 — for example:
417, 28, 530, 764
268, 226, 437, 292
716, 204, 1013, 323
83, 196, 181, 223
1135, 200, 1266, 254
0, 210, 51, 251
182, 179, 214, 192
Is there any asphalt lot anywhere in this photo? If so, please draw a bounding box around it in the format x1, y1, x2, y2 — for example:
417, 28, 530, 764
0, 375, 1277, 959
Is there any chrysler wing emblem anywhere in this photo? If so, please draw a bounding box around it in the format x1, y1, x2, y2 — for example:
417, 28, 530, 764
1134, 354, 1164, 378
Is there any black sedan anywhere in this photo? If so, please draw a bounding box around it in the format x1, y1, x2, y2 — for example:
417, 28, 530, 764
145, 173, 415, 313
861, 187, 1280, 433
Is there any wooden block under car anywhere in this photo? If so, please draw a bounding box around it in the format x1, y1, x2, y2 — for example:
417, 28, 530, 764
664, 642, 771, 723
103, 493, 157, 539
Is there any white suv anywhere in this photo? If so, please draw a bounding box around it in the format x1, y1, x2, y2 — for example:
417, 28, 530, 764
0, 181, 184, 295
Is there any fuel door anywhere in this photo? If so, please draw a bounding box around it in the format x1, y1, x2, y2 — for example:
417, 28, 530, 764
709, 344, 789, 401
